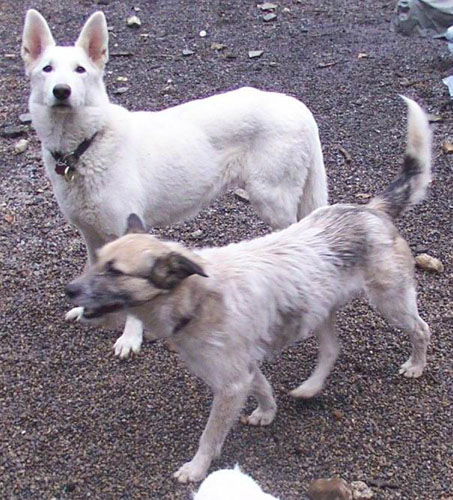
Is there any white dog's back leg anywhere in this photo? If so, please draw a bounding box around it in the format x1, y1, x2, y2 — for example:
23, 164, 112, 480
297, 144, 328, 220
290, 313, 339, 399
248, 187, 299, 229
242, 365, 277, 426
246, 136, 327, 229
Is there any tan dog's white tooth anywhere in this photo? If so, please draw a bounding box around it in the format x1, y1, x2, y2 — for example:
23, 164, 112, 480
65, 306, 85, 322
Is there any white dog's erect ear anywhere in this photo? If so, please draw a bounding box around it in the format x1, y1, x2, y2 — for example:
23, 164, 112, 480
125, 214, 146, 234
21, 9, 55, 71
75, 11, 109, 68
150, 252, 208, 290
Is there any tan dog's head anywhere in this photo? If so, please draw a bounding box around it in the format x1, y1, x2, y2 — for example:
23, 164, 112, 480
66, 214, 207, 319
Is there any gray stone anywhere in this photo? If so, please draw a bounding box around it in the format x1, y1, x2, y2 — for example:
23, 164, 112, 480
113, 87, 129, 95
1, 125, 27, 138
182, 49, 195, 56
263, 13, 277, 22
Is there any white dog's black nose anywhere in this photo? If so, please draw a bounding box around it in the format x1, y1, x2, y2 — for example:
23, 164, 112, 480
66, 281, 81, 299
53, 84, 71, 100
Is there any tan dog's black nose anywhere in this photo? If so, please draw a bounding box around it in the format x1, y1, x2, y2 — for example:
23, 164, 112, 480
53, 84, 71, 100
66, 281, 81, 299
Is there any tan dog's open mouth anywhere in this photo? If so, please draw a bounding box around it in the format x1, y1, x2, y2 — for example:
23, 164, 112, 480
82, 303, 124, 319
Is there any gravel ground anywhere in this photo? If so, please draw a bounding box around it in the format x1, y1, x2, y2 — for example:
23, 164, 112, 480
0, 1, 452, 499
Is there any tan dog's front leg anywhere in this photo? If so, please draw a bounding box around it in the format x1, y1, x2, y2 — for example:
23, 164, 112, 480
173, 380, 250, 483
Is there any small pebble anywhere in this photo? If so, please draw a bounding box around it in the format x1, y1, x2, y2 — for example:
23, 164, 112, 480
113, 87, 129, 95
19, 113, 32, 124
263, 13, 277, 22
248, 50, 264, 59
14, 138, 29, 154
191, 229, 203, 239
307, 477, 352, 500
234, 188, 250, 202
351, 481, 374, 499
258, 2, 278, 10
127, 15, 141, 27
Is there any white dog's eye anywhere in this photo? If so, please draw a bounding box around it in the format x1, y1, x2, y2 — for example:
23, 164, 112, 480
42, 65, 53, 73
75, 66, 86, 74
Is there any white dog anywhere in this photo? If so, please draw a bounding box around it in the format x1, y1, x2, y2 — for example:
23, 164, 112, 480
21, 9, 327, 358
67, 97, 431, 482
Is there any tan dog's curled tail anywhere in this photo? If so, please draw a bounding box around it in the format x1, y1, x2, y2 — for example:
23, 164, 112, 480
368, 96, 432, 219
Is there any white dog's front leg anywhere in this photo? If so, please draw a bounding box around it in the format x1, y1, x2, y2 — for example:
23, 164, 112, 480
173, 381, 250, 483
113, 315, 144, 359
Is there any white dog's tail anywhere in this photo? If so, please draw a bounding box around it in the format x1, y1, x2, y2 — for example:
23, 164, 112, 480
368, 96, 432, 219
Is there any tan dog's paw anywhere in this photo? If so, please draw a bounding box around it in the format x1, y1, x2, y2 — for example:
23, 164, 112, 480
241, 407, 276, 426
113, 333, 142, 359
173, 460, 207, 483
399, 359, 425, 378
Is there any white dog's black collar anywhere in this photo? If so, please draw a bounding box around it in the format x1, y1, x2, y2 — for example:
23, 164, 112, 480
51, 132, 98, 181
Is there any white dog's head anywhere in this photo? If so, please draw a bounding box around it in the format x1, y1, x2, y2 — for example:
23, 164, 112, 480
21, 9, 109, 110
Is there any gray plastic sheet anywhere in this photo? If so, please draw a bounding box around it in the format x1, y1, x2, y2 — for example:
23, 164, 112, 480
392, 0, 453, 37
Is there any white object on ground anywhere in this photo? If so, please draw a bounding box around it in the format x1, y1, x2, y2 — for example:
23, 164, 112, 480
193, 465, 279, 500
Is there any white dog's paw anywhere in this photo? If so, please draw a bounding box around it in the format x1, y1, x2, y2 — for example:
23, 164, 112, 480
241, 406, 276, 426
113, 333, 142, 359
65, 306, 85, 322
289, 380, 323, 399
173, 460, 207, 484
399, 359, 425, 378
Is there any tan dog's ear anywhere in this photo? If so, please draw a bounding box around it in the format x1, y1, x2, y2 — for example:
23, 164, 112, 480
75, 11, 108, 68
150, 252, 208, 289
125, 214, 146, 234
21, 10, 55, 73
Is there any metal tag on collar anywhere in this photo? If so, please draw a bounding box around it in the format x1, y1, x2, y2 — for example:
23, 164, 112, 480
55, 153, 77, 180
64, 164, 76, 182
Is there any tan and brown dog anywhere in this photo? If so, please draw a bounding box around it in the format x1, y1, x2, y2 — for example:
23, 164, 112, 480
67, 97, 432, 483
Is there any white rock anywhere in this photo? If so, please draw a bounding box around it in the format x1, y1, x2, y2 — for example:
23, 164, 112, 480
249, 50, 264, 58
191, 229, 203, 239
127, 15, 141, 27
258, 2, 278, 11
14, 139, 29, 154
